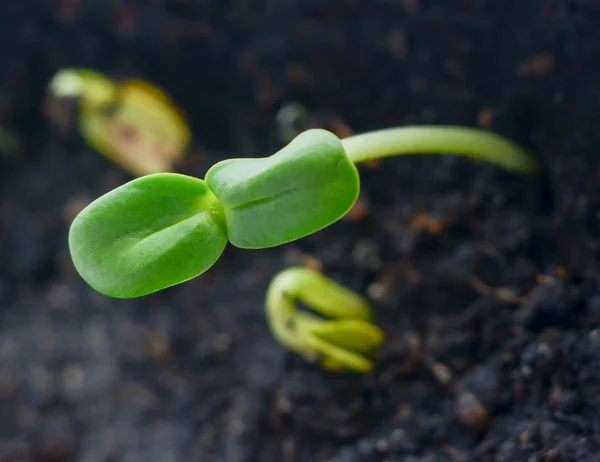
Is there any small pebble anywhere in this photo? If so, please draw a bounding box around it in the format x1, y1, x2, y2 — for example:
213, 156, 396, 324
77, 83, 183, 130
366, 281, 388, 301
548, 386, 562, 410
346, 198, 369, 221
477, 107, 494, 128
431, 362, 453, 385
397, 404, 413, 420
456, 392, 490, 433
374, 439, 389, 453
521, 343, 554, 375
213, 333, 232, 353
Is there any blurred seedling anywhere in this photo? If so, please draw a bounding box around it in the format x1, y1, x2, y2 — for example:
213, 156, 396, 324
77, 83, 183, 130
68, 125, 537, 372
46, 68, 190, 176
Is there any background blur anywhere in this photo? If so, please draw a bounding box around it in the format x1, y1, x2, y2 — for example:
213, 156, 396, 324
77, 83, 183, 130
1, 1, 600, 461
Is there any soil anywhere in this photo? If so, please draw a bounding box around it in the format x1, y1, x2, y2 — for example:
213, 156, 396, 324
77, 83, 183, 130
1, 0, 600, 461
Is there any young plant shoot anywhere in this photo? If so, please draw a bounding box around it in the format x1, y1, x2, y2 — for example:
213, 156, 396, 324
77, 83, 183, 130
266, 267, 384, 372
48, 68, 190, 176
69, 125, 536, 371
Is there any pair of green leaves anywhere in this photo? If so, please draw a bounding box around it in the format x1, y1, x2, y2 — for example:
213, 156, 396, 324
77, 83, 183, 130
70, 129, 360, 298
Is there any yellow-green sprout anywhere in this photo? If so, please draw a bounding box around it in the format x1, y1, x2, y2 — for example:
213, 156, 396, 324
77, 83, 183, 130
49, 68, 190, 176
266, 267, 384, 373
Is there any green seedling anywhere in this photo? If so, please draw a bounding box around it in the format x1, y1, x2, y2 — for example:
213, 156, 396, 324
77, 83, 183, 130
69, 125, 536, 371
266, 266, 384, 372
48, 68, 190, 176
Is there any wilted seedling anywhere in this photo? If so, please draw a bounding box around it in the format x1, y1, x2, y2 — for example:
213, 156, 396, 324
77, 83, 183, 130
69, 125, 536, 371
47, 68, 190, 176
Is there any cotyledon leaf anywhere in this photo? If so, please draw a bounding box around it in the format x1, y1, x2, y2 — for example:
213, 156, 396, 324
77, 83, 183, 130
69, 173, 228, 298
205, 129, 360, 249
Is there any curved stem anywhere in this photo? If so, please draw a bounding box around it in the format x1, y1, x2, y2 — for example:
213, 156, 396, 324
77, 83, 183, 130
341, 125, 538, 174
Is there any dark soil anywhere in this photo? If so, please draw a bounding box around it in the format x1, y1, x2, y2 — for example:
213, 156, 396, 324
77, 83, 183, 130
1, 0, 600, 461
